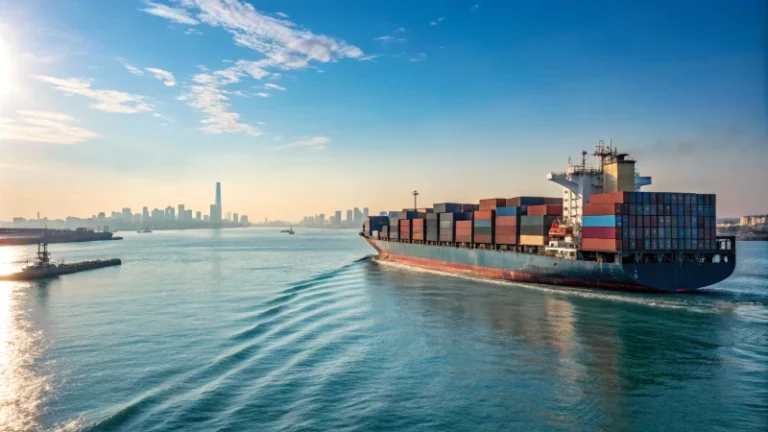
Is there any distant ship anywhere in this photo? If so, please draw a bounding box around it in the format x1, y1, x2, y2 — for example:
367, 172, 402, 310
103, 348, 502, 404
0, 241, 121, 281
280, 227, 295, 235
137, 225, 152, 233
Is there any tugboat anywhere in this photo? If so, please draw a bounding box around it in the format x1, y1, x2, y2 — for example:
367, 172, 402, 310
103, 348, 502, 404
280, 227, 295, 235
0, 241, 122, 281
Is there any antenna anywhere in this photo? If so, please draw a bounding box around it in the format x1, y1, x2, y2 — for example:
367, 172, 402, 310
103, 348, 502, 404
412, 190, 419, 211
581, 150, 587, 167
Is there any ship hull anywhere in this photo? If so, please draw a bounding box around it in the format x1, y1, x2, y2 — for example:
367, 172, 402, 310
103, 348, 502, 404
0, 259, 122, 281
364, 237, 735, 293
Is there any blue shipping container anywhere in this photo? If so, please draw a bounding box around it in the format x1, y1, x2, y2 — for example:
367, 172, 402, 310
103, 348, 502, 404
434, 203, 463, 213
583, 215, 617, 227
474, 219, 492, 228
496, 206, 525, 216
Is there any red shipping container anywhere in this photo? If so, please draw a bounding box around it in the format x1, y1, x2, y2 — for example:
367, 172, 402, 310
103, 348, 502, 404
583, 203, 622, 216
474, 210, 494, 219
582, 227, 618, 239
456, 234, 472, 243
590, 192, 630, 205
495, 216, 519, 226
474, 234, 493, 244
527, 204, 563, 216
479, 198, 506, 210
412, 232, 424, 241
495, 226, 518, 235
581, 238, 621, 252
495, 234, 518, 245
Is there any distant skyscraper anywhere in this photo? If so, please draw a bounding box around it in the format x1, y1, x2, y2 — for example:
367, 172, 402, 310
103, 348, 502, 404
195, 211, 201, 220
178, 204, 185, 221
210, 204, 217, 222
215, 182, 222, 222
346, 209, 353, 223
363, 208, 369, 219
335, 210, 342, 225
152, 208, 164, 221
232, 213, 238, 224
142, 207, 149, 223
225, 211, 232, 221
97, 212, 106, 219
122, 207, 132, 221
379, 211, 387, 216
203, 215, 210, 222
353, 207, 362, 224
241, 215, 249, 225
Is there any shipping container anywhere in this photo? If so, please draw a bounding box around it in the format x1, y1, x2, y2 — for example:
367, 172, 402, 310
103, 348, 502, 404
426, 213, 439, 242
582, 215, 617, 227
474, 234, 493, 244
399, 219, 412, 241
589, 191, 630, 204
363, 216, 390, 236
581, 238, 621, 252
496, 206, 525, 216
527, 204, 563, 216
520, 235, 548, 246
583, 203, 622, 216
506, 197, 545, 206
582, 227, 619, 239
433, 203, 463, 213
542, 197, 563, 205
495, 215, 520, 226
479, 198, 507, 210
398, 211, 425, 220
495, 234, 518, 245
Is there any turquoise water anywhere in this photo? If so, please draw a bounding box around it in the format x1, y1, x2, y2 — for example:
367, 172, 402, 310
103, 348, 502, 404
1, 229, 766, 431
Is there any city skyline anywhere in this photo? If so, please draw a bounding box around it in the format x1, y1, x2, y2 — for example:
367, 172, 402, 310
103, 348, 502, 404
0, 1, 766, 220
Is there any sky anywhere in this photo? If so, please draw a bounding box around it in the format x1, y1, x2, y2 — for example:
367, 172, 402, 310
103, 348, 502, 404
0, 0, 766, 221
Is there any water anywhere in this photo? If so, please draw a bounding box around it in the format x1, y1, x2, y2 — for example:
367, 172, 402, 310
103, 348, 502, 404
1, 229, 766, 431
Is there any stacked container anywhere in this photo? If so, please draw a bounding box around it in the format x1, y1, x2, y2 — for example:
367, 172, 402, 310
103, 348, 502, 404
456, 220, 473, 243
399, 219, 412, 241
520, 215, 558, 245
506, 197, 546, 207
495, 206, 525, 245
412, 218, 425, 241
439, 212, 472, 243
379, 225, 389, 239
527, 204, 563, 216
389, 217, 399, 240
479, 198, 507, 211
473, 210, 494, 244
434, 203, 462, 213
582, 191, 717, 252
363, 216, 390, 236
426, 213, 439, 242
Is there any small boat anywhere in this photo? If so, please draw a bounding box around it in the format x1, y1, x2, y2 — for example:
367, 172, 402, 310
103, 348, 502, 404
137, 225, 152, 233
0, 241, 121, 281
280, 227, 295, 235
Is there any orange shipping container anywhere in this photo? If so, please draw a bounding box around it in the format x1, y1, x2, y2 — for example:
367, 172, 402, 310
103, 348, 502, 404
527, 204, 563, 216
581, 238, 620, 252
590, 192, 630, 205
519, 235, 548, 246
495, 234, 518, 245
582, 203, 622, 215
479, 198, 506, 210
474, 210, 494, 219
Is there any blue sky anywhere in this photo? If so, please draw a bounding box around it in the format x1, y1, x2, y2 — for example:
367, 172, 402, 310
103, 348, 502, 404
1, 0, 766, 220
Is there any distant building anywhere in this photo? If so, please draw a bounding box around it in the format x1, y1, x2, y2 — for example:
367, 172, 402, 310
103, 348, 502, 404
178, 204, 185, 221
97, 212, 106, 220
353, 207, 361, 224
334, 210, 342, 225
195, 211, 202, 220
210, 204, 217, 223
363, 208, 369, 219
346, 209, 353, 223
142, 207, 149, 223
214, 182, 222, 222
165, 206, 175, 221
233, 213, 239, 224
122, 208, 132, 221
152, 208, 164, 221
241, 215, 249, 225
225, 211, 232, 221
133, 213, 141, 224
379, 211, 387, 216
203, 215, 210, 222
741, 215, 768, 227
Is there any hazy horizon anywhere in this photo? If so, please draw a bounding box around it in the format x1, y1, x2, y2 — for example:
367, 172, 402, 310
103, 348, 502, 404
1, 1, 766, 221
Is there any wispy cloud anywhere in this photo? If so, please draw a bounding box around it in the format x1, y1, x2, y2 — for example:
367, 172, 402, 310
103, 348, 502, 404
185, 28, 203, 36
141, 1, 199, 25
124, 63, 144, 75
254, 92, 271, 98
179, 70, 261, 136
374, 35, 406, 44
276, 136, 330, 150
430, 17, 446, 26
276, 12, 289, 18
145, 67, 177, 86
360, 54, 380, 61
394, 27, 406, 33
409, 53, 427, 62
36, 76, 154, 114
472, 4, 480, 11
264, 83, 286, 91
0, 110, 97, 144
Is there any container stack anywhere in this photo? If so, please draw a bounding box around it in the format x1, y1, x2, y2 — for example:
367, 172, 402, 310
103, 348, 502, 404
438, 212, 472, 243
389, 218, 399, 240
456, 220, 473, 243
412, 218, 425, 241
426, 213, 439, 242
399, 219, 412, 241
479, 198, 507, 211
473, 210, 494, 244
582, 191, 718, 252
527, 204, 563, 216
494, 206, 525, 245
363, 216, 390, 236
520, 215, 558, 245
379, 225, 389, 239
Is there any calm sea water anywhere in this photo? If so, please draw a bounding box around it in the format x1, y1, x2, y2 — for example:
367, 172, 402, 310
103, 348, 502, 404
0, 229, 766, 431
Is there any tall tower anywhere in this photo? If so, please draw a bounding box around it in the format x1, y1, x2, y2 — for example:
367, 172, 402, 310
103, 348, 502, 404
215, 182, 222, 221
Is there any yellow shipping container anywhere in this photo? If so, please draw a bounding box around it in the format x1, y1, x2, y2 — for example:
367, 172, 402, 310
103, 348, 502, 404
519, 235, 548, 246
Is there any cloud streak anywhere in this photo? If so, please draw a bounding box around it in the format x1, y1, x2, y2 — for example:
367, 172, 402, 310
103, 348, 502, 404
264, 83, 286, 91
409, 53, 427, 62
37, 76, 154, 114
145, 67, 177, 86
0, 110, 97, 144
276, 136, 330, 150
141, 1, 199, 25
430, 17, 446, 26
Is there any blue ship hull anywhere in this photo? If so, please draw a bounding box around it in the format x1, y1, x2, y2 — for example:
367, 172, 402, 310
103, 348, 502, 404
364, 237, 735, 293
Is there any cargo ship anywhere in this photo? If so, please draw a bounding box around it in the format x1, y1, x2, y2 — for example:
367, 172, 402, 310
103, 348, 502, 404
0, 227, 121, 246
0, 242, 121, 281
361, 142, 736, 293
